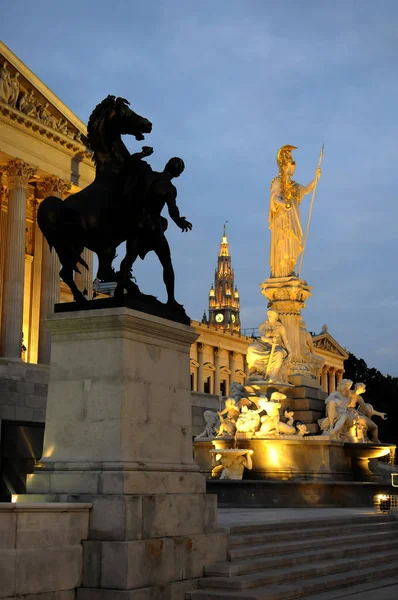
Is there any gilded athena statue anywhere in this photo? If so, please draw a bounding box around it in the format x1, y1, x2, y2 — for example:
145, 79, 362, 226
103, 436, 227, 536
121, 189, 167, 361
269, 145, 321, 278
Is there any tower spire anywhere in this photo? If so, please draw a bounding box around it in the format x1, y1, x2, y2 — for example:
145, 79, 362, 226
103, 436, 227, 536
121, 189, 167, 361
207, 224, 241, 332
219, 222, 229, 257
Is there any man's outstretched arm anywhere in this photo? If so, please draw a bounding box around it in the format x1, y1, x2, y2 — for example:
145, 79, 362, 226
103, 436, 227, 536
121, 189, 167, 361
167, 189, 192, 232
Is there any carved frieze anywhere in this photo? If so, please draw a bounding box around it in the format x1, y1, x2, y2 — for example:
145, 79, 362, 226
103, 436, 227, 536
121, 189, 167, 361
0, 60, 91, 158
313, 336, 346, 357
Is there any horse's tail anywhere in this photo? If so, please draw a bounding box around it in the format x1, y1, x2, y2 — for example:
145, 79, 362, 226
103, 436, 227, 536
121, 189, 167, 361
37, 196, 88, 272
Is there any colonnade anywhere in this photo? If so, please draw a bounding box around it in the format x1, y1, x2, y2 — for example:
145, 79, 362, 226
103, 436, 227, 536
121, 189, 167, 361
0, 159, 92, 364
320, 366, 344, 394
191, 342, 247, 395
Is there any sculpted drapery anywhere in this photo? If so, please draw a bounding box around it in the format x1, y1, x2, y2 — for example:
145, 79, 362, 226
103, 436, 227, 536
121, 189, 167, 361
269, 176, 305, 278
269, 145, 320, 278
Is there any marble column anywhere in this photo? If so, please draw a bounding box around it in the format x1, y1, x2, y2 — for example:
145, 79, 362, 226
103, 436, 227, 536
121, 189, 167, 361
321, 368, 328, 393
336, 370, 343, 385
0, 184, 8, 333
1, 160, 37, 358
230, 351, 238, 385
328, 368, 336, 394
37, 177, 71, 364
197, 342, 204, 393
75, 247, 93, 298
213, 347, 221, 396
28, 203, 43, 364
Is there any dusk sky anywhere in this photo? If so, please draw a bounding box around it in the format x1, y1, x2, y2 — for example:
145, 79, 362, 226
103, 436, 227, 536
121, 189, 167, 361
2, 0, 397, 375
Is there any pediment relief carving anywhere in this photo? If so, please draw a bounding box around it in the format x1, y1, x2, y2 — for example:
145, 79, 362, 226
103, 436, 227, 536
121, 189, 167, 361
312, 333, 348, 358
0, 53, 92, 158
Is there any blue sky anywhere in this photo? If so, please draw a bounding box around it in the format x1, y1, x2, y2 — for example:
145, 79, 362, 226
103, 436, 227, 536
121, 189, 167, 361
2, 0, 398, 375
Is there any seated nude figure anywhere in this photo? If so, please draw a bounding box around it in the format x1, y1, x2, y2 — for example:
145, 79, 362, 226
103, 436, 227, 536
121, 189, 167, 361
255, 392, 296, 436
217, 398, 240, 437
319, 379, 356, 440
349, 382, 387, 443
246, 310, 292, 382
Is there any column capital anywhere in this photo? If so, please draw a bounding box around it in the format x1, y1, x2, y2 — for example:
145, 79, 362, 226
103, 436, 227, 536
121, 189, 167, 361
197, 342, 205, 353
5, 159, 37, 189
36, 176, 71, 199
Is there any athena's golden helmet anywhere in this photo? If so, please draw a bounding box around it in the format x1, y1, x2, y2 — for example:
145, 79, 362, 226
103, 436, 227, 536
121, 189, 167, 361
276, 145, 297, 171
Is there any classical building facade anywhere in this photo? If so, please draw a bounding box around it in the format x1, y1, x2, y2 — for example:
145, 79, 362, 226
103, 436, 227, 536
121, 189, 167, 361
0, 41, 95, 366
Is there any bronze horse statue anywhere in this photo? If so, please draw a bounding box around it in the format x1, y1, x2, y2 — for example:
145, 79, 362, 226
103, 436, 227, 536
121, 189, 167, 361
38, 95, 192, 309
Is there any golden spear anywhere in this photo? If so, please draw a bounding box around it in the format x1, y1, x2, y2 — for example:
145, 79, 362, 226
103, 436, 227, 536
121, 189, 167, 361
297, 144, 324, 277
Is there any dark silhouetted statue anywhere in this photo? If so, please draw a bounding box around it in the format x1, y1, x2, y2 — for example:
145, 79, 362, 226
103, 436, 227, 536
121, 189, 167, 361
37, 95, 192, 318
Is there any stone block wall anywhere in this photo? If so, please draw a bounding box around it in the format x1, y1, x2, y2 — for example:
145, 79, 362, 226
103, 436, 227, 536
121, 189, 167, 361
0, 502, 90, 599
0, 359, 49, 423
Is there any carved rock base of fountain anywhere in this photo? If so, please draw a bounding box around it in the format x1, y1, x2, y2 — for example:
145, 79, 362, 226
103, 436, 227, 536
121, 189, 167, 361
196, 438, 352, 481
209, 449, 253, 480
344, 443, 392, 481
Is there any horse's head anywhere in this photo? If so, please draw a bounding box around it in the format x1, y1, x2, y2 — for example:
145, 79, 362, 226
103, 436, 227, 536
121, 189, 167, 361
114, 97, 152, 141
87, 95, 152, 165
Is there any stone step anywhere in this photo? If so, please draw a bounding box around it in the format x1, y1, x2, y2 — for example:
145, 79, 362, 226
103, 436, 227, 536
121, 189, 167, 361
206, 534, 398, 576
302, 574, 398, 599
228, 521, 398, 550
198, 547, 398, 590
225, 513, 395, 536
228, 527, 398, 560
187, 559, 398, 599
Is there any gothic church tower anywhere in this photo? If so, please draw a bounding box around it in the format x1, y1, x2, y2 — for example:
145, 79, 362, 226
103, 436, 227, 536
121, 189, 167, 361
207, 225, 241, 332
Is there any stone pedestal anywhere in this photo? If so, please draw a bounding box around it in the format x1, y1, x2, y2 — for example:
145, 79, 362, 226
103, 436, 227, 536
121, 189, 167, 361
260, 275, 323, 384
22, 307, 227, 597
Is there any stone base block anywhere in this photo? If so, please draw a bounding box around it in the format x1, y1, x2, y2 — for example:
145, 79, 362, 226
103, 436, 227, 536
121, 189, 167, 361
0, 503, 90, 598
17, 492, 218, 542
78, 579, 200, 600
81, 532, 226, 593
27, 467, 205, 496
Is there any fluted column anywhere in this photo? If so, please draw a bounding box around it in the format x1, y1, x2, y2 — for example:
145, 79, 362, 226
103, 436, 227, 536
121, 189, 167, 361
1, 160, 37, 358
37, 177, 71, 364
230, 351, 238, 384
0, 183, 8, 332
321, 367, 328, 393
213, 347, 221, 396
328, 368, 336, 394
75, 247, 94, 298
197, 343, 204, 393
28, 200, 42, 363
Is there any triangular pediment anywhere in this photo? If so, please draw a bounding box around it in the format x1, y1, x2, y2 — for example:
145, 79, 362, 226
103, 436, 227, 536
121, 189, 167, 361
0, 41, 89, 151
312, 332, 349, 359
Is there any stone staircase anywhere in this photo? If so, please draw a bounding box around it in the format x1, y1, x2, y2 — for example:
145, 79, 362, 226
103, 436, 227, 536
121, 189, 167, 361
186, 513, 398, 599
